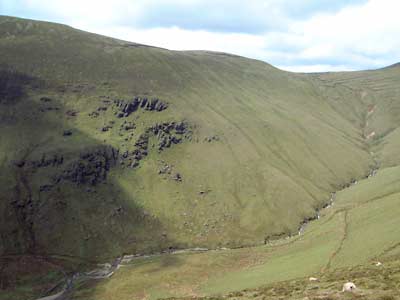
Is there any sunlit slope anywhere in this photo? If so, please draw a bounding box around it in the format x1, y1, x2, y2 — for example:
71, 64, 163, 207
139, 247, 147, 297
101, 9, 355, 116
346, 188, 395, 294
0, 16, 383, 260
71, 165, 400, 300
204, 165, 400, 294
314, 65, 400, 168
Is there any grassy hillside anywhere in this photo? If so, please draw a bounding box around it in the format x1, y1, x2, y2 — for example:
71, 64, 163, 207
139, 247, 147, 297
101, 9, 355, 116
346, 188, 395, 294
0, 16, 400, 300
70, 165, 400, 300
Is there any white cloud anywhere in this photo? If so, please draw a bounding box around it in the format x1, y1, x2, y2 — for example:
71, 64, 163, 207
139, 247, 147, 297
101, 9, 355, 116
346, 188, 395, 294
23, 0, 142, 24
278, 64, 355, 73
68, 0, 400, 72
73, 23, 266, 58
288, 0, 400, 68
2, 0, 400, 72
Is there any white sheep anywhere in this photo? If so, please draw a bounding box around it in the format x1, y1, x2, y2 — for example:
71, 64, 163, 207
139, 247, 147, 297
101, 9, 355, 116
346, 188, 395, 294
342, 282, 357, 292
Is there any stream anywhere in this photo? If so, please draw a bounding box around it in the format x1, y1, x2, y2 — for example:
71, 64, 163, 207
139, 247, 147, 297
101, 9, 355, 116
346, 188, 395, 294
35, 167, 379, 300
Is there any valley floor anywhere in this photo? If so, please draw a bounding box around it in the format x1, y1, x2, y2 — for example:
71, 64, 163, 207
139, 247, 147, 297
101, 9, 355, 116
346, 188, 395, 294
7, 164, 397, 300
71, 165, 400, 300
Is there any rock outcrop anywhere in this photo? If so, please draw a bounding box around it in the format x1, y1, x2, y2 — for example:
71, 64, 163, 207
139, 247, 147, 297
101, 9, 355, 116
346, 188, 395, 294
40, 96, 52, 102
63, 130, 73, 136
151, 121, 191, 151
14, 154, 64, 169
55, 146, 119, 185
117, 121, 192, 169
114, 97, 168, 118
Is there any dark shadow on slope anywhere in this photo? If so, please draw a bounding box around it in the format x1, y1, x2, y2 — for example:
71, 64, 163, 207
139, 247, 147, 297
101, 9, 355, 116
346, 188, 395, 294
0, 68, 176, 297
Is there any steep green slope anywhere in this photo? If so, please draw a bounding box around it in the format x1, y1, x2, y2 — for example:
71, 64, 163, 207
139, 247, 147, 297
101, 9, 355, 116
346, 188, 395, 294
0, 17, 400, 299
0, 16, 377, 261
1, 15, 400, 300
315, 67, 400, 168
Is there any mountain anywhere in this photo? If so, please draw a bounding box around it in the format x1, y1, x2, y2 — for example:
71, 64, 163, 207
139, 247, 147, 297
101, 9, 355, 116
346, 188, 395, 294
0, 16, 400, 300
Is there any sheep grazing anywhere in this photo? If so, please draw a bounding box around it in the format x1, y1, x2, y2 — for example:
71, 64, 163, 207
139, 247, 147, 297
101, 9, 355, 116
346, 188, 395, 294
375, 261, 382, 266
342, 282, 357, 292
309, 277, 318, 282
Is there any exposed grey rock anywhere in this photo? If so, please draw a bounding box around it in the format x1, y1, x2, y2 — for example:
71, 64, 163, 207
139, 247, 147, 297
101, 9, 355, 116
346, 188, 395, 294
123, 122, 135, 131
63, 130, 73, 136
54, 146, 119, 185
150, 121, 191, 151
158, 164, 172, 175
173, 173, 182, 182
114, 97, 168, 117
40, 96, 52, 102
115, 121, 192, 170
30, 154, 64, 168
66, 110, 78, 117
101, 126, 111, 132
111, 206, 125, 217
175, 122, 188, 134
89, 111, 99, 118
205, 135, 220, 142
129, 160, 139, 168
198, 189, 211, 195
13, 160, 26, 168
39, 185, 53, 192
40, 106, 60, 112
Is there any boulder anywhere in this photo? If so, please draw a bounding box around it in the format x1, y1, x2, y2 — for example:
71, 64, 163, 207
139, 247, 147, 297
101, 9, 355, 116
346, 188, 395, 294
66, 110, 78, 117
173, 173, 182, 182
89, 111, 99, 118
40, 96, 52, 102
39, 185, 53, 192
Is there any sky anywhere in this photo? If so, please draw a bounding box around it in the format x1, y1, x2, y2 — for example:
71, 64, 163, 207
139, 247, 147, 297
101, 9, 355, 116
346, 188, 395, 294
1, 0, 400, 72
